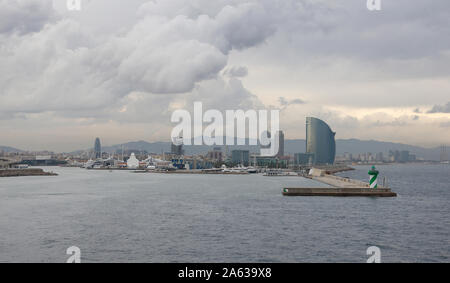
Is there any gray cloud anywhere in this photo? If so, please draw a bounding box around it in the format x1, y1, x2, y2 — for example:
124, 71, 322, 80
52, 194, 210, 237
281, 0, 450, 61
1, 0, 450, 150
278, 97, 305, 108
428, 102, 450, 113
0, 0, 279, 118
0, 0, 56, 35
223, 66, 248, 78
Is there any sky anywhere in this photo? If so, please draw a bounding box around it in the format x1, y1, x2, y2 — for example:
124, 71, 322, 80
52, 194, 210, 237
0, 0, 449, 152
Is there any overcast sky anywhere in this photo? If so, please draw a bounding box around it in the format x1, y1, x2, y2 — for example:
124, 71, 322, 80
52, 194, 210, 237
0, 0, 449, 152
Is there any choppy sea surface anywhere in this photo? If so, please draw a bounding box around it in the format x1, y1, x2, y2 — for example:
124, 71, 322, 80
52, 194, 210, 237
0, 164, 448, 263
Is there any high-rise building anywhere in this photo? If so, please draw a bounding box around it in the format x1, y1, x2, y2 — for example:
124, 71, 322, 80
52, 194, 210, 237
399, 151, 410, 163
171, 136, 184, 156
94, 137, 102, 159
207, 147, 223, 161
275, 131, 285, 157
231, 150, 249, 166
305, 117, 336, 165
376, 152, 384, 162
389, 150, 401, 162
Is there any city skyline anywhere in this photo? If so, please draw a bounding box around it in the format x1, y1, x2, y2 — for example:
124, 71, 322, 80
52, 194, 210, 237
2, 135, 446, 163
1, 0, 449, 152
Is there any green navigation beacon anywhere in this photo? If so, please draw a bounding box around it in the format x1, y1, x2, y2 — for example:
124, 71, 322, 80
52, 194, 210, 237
368, 165, 379, 189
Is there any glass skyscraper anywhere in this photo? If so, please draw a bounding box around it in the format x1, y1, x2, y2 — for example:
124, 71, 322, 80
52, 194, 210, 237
94, 137, 102, 159
306, 117, 336, 164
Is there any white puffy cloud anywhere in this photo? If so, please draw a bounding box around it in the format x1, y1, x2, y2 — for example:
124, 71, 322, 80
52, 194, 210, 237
0, 0, 278, 118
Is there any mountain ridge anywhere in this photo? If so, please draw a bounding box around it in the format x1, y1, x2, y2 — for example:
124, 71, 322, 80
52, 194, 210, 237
100, 139, 441, 161
0, 146, 24, 153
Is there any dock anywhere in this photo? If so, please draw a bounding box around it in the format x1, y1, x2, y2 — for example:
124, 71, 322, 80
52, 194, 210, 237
283, 168, 397, 197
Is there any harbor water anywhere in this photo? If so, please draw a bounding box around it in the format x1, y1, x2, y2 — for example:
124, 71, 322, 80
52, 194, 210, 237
0, 164, 448, 262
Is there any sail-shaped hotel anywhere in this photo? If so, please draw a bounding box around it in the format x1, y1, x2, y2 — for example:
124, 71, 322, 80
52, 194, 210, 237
305, 117, 336, 165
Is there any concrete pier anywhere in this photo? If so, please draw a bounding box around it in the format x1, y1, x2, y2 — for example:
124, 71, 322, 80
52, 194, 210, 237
284, 168, 397, 197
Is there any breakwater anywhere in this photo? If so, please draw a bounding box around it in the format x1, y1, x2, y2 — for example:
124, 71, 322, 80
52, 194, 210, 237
284, 167, 397, 197
283, 187, 397, 197
0, 169, 58, 177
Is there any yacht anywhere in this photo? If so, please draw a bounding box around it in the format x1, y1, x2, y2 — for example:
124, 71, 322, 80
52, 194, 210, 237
264, 169, 298, 176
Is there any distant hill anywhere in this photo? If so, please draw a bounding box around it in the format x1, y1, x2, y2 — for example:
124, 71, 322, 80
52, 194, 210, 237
102, 141, 170, 154
0, 146, 23, 153
98, 139, 441, 161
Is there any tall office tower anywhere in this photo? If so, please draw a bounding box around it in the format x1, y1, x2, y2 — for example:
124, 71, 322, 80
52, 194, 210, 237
94, 137, 102, 159
305, 117, 336, 165
275, 131, 285, 158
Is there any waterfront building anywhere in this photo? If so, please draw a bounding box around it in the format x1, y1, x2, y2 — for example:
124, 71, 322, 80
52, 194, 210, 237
305, 117, 336, 165
255, 156, 288, 168
376, 152, 384, 162
400, 151, 410, 163
389, 150, 401, 162
343, 152, 353, 161
207, 147, 223, 162
0, 158, 11, 168
184, 158, 214, 170
19, 155, 66, 166
127, 153, 139, 169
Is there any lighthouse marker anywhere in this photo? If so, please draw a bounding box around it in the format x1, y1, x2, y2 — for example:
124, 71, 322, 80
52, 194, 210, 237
368, 166, 379, 189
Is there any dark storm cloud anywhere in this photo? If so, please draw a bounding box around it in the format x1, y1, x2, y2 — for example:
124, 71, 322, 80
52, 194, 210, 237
281, 0, 450, 61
